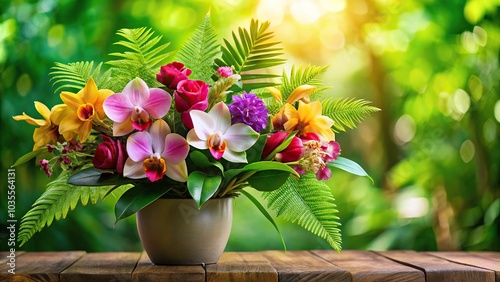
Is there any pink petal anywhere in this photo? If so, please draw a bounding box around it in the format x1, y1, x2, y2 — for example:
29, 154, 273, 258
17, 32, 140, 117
161, 133, 189, 164
112, 119, 134, 136
142, 88, 172, 118
103, 94, 133, 122
224, 124, 259, 152
209, 147, 225, 160
208, 102, 231, 132
126, 131, 153, 162
186, 129, 208, 149
149, 119, 170, 154
145, 169, 164, 182
190, 110, 214, 141
123, 158, 146, 179
316, 167, 332, 180
165, 161, 188, 182
122, 78, 150, 105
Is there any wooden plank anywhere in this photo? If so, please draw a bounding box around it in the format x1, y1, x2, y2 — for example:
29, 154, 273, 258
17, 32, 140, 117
378, 250, 495, 282
313, 250, 425, 282
0, 251, 85, 282
470, 252, 500, 262
261, 250, 350, 282
206, 252, 278, 282
132, 252, 205, 282
428, 252, 500, 282
60, 252, 141, 282
0, 251, 25, 264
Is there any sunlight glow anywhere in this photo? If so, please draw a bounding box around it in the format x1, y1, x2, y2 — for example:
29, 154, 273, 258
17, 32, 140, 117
290, 0, 322, 24
398, 197, 429, 218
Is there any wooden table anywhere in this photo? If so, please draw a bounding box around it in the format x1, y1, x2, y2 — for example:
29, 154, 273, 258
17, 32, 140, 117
1, 250, 499, 281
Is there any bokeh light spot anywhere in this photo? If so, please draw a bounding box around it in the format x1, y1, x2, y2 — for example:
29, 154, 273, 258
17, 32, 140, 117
16, 74, 32, 97
48, 24, 64, 47
483, 119, 496, 144
473, 26, 487, 46
494, 100, 500, 123
460, 139, 475, 163
461, 31, 478, 53
393, 114, 416, 145
453, 89, 470, 114
291, 0, 321, 24
397, 197, 429, 218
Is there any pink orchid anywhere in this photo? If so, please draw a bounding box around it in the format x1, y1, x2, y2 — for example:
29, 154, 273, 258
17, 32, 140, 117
187, 102, 259, 163
103, 77, 172, 136
123, 119, 189, 182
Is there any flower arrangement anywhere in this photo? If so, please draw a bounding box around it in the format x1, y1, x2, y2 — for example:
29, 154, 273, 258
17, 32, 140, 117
13, 15, 378, 250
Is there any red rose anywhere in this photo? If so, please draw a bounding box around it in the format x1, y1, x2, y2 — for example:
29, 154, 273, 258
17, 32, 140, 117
174, 79, 209, 129
262, 131, 303, 162
156, 62, 192, 89
92, 135, 128, 174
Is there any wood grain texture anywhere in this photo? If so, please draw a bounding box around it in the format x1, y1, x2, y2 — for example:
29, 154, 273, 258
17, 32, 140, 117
379, 250, 496, 282
131, 252, 205, 282
206, 252, 278, 282
313, 250, 425, 282
428, 252, 500, 282
0, 252, 24, 264
0, 251, 85, 282
470, 252, 500, 262
60, 252, 141, 282
261, 250, 350, 282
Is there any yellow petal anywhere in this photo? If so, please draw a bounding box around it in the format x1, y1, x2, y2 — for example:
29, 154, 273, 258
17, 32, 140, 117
13, 113, 47, 126
81, 78, 99, 104
286, 85, 315, 104
267, 87, 283, 104
94, 89, 114, 119
34, 101, 51, 122
78, 121, 93, 143
60, 91, 83, 111
50, 104, 69, 125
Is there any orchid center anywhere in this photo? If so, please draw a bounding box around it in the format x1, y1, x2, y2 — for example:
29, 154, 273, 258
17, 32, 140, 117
207, 132, 227, 160
131, 106, 152, 131
77, 103, 95, 121
143, 154, 167, 182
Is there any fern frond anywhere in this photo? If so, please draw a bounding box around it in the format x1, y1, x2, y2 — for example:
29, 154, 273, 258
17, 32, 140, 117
17, 172, 111, 246
281, 65, 329, 102
263, 173, 342, 251
215, 19, 285, 91
50, 61, 112, 94
322, 98, 381, 132
106, 27, 171, 91
175, 14, 220, 83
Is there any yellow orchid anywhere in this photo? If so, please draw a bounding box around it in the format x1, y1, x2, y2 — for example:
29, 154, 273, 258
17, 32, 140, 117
276, 101, 335, 141
13, 102, 60, 150
268, 84, 316, 104
51, 78, 113, 143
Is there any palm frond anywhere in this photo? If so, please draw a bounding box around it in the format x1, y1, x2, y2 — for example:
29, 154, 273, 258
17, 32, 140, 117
175, 14, 220, 83
50, 61, 112, 94
18, 172, 110, 246
215, 19, 285, 92
263, 173, 342, 251
281, 65, 330, 102
322, 98, 381, 132
106, 27, 171, 91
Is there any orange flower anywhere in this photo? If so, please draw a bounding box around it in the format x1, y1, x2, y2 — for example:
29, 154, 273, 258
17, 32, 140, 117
13, 102, 61, 150
51, 78, 113, 142
277, 101, 335, 141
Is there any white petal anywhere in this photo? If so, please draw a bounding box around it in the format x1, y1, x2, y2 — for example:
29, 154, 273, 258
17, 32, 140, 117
190, 110, 214, 140
149, 119, 170, 154
187, 129, 208, 149
208, 102, 231, 132
224, 123, 259, 152
123, 158, 146, 179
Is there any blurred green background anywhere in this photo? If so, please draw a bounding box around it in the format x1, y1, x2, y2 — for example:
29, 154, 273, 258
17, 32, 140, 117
1, 0, 499, 252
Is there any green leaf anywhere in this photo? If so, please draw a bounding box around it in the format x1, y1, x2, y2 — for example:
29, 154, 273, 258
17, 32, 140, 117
322, 98, 380, 132
17, 171, 111, 246
240, 189, 286, 250
247, 170, 291, 191
189, 151, 224, 173
106, 27, 172, 92
263, 173, 342, 251
50, 61, 112, 94
328, 157, 373, 182
280, 65, 330, 102
114, 184, 170, 223
187, 171, 222, 209
67, 168, 136, 186
11, 148, 46, 167
175, 14, 220, 83
215, 19, 285, 91
242, 161, 299, 177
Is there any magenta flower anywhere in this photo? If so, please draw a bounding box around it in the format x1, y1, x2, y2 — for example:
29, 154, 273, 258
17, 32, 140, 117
217, 66, 233, 78
296, 133, 341, 180
174, 79, 209, 129
92, 135, 128, 174
103, 77, 171, 136
123, 119, 189, 182
156, 62, 192, 89
262, 131, 303, 162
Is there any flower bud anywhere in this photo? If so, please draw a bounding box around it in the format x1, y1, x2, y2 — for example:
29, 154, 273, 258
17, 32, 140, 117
217, 66, 233, 78
92, 135, 128, 174
262, 131, 303, 162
